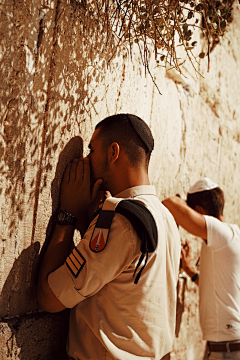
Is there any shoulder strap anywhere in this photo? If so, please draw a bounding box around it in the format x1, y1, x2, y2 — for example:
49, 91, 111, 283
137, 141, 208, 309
115, 200, 158, 253
89, 197, 121, 252
91, 197, 158, 283
116, 200, 158, 284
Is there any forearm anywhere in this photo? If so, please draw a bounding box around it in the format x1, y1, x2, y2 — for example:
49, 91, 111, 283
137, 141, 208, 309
37, 224, 74, 312
181, 253, 199, 286
37, 157, 103, 312
162, 196, 207, 239
163, 197, 190, 226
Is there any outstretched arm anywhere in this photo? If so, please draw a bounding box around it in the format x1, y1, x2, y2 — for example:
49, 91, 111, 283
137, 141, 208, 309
162, 196, 207, 241
37, 158, 103, 313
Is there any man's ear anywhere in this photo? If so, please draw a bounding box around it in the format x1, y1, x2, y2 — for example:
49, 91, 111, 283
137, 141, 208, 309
108, 142, 120, 164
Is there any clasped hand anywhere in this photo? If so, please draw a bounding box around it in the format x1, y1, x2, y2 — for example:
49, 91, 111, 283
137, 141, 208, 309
59, 157, 103, 219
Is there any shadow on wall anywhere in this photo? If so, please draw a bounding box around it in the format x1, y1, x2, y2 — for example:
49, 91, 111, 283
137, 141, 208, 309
0, 137, 83, 359
0, 0, 120, 238
0, 243, 70, 360
0, 0, 116, 331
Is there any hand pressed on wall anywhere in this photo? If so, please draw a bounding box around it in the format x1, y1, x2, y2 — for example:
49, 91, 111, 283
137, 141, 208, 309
60, 157, 103, 218
181, 239, 195, 276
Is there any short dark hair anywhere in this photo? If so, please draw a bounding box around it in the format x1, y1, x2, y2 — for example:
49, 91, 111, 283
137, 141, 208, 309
95, 114, 154, 167
187, 187, 225, 218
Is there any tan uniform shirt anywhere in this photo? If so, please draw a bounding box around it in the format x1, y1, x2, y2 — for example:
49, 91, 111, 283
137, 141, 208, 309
48, 185, 181, 360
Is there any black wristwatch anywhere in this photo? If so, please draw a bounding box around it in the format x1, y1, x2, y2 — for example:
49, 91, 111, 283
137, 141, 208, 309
191, 272, 199, 282
55, 209, 77, 227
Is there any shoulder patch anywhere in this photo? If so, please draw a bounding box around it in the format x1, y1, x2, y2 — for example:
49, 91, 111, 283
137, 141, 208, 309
66, 247, 86, 278
89, 210, 115, 252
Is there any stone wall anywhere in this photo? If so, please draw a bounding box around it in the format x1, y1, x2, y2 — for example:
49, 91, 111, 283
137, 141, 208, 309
0, 0, 240, 359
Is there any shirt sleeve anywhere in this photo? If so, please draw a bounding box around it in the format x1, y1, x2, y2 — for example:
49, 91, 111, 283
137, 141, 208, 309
204, 215, 234, 250
48, 213, 140, 308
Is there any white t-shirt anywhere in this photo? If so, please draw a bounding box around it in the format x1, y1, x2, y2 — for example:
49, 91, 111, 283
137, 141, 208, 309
48, 185, 181, 360
200, 215, 240, 341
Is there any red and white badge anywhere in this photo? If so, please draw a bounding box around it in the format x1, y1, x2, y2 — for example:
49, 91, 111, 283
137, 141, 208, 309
89, 210, 115, 253
89, 228, 109, 252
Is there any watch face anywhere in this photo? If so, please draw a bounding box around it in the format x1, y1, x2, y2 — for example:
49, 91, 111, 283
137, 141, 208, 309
58, 211, 66, 223
56, 210, 77, 226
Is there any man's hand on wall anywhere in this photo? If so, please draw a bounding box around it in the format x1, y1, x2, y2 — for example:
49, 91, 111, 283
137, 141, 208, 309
181, 240, 196, 278
60, 157, 103, 219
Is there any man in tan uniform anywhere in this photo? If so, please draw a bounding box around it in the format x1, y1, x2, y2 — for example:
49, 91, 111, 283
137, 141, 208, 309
37, 114, 181, 360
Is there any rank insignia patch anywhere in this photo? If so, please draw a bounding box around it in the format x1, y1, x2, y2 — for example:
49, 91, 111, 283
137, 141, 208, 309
89, 210, 115, 252
66, 247, 86, 278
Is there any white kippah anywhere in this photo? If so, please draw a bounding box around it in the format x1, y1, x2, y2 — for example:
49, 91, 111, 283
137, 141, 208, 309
188, 177, 219, 194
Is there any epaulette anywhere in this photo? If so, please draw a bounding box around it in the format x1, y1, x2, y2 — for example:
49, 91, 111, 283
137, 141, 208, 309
89, 197, 158, 284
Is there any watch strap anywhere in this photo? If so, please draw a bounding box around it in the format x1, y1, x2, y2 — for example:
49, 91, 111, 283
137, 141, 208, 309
56, 209, 77, 227
191, 272, 199, 282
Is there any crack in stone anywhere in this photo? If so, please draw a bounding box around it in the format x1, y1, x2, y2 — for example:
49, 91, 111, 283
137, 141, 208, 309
0, 309, 43, 323
31, 0, 61, 244
34, 15, 44, 60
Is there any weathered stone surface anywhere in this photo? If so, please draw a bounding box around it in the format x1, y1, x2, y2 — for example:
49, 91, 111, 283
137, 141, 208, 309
1, 0, 240, 358
0, 310, 69, 360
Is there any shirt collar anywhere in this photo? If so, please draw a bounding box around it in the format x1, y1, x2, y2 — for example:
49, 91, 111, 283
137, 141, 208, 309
115, 185, 156, 199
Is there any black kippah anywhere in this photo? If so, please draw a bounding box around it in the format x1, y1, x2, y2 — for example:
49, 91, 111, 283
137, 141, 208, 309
96, 113, 154, 153
126, 114, 154, 153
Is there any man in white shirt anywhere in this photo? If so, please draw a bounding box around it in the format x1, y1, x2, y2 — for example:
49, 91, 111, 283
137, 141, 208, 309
163, 178, 240, 359
37, 114, 181, 360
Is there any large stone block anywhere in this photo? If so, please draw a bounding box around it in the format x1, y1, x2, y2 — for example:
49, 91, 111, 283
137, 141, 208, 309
1, 0, 240, 358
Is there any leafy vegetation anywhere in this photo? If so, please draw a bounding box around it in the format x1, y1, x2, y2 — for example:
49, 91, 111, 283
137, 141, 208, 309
96, 0, 235, 74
